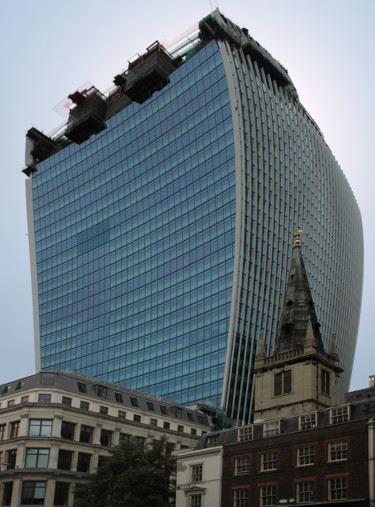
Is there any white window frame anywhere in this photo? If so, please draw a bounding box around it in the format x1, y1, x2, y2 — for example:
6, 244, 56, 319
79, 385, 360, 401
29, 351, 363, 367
260, 485, 276, 506
297, 445, 315, 466
263, 420, 280, 437
234, 488, 249, 506
328, 440, 348, 462
261, 451, 277, 471
238, 425, 253, 442
328, 477, 348, 500
190, 464, 203, 483
235, 456, 250, 474
330, 405, 351, 424
296, 481, 314, 503
299, 412, 317, 430
188, 493, 203, 507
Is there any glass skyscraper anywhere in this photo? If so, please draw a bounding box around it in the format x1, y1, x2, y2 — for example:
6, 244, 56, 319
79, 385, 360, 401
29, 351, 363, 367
24, 10, 363, 422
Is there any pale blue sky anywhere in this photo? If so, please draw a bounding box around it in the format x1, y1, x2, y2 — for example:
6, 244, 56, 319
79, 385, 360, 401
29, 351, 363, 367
1, 0, 373, 392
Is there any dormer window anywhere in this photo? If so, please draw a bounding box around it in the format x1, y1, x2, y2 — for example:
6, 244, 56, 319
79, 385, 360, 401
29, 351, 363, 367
238, 425, 253, 442
264, 420, 280, 437
96, 385, 107, 398
77, 382, 86, 393
330, 405, 350, 424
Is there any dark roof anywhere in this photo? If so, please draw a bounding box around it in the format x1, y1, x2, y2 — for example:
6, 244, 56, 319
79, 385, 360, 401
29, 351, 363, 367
0, 371, 210, 426
195, 384, 375, 449
273, 244, 324, 355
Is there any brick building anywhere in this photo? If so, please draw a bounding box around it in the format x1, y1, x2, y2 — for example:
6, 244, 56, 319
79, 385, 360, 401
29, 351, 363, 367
176, 239, 373, 507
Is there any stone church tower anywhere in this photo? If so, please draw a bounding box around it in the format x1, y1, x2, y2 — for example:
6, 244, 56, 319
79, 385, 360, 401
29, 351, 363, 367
253, 233, 342, 422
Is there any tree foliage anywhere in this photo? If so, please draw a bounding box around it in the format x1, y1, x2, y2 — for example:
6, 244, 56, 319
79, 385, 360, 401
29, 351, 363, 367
74, 437, 176, 507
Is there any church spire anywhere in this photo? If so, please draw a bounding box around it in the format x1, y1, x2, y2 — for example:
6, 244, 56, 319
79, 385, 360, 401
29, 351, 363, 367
273, 231, 324, 355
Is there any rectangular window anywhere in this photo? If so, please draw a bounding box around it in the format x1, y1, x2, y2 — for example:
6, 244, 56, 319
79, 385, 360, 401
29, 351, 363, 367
235, 456, 250, 474
234, 488, 249, 507
0, 424, 5, 441
21, 481, 46, 505
119, 433, 130, 442
62, 396, 72, 406
260, 485, 276, 506
61, 421, 75, 440
264, 421, 280, 437
187, 413, 194, 421
191, 464, 203, 482
16, 381, 25, 390
22, 395, 29, 403
297, 481, 314, 503
147, 402, 155, 411
57, 450, 72, 470
7, 450, 16, 469
80, 401, 89, 410
77, 453, 91, 473
328, 477, 348, 500
207, 435, 218, 445
160, 405, 167, 414
118, 410, 126, 419
77, 382, 86, 393
178, 425, 184, 433
2, 482, 13, 506
130, 397, 138, 407
80, 425, 93, 444
100, 429, 112, 447
191, 428, 197, 435
29, 419, 52, 437
329, 440, 348, 461
38, 393, 51, 403
189, 495, 202, 507
164, 422, 170, 430
135, 436, 145, 446
99, 406, 108, 415
299, 413, 317, 430
25, 449, 49, 468
7, 400, 15, 407
330, 405, 350, 424
297, 446, 315, 466
261, 452, 277, 471
54, 482, 70, 506
238, 425, 253, 442
150, 418, 157, 427
134, 414, 141, 423
175, 407, 182, 418
115, 392, 123, 403
41, 373, 55, 385
96, 385, 107, 398
321, 370, 330, 395
10, 421, 20, 439
274, 370, 292, 396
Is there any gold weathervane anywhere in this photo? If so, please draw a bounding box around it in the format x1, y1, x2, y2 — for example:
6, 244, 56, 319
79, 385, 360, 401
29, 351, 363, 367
294, 228, 304, 246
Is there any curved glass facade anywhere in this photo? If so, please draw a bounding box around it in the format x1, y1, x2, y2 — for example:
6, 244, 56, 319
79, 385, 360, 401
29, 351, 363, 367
31, 42, 236, 408
27, 11, 363, 423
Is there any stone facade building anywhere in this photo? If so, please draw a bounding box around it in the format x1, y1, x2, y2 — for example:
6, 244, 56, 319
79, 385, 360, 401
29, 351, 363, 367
0, 371, 211, 506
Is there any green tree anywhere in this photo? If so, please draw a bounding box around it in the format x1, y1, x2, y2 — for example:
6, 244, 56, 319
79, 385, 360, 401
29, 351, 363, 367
74, 437, 176, 507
